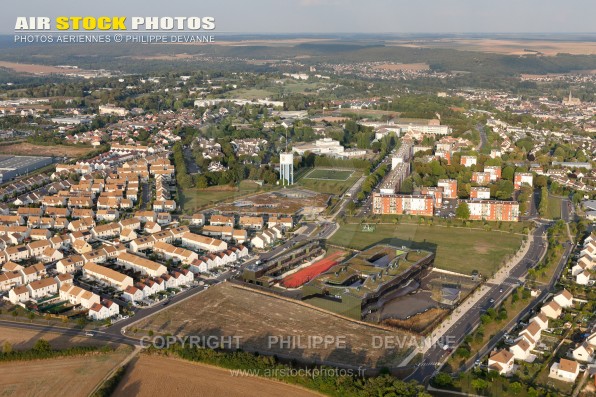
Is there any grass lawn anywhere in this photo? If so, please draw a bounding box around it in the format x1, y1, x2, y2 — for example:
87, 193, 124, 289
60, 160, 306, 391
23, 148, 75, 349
328, 223, 524, 276
298, 169, 362, 195
547, 196, 562, 219
179, 181, 267, 212
305, 168, 354, 181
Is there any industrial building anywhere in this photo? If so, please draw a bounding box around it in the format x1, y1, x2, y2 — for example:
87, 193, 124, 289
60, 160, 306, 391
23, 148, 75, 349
0, 155, 53, 183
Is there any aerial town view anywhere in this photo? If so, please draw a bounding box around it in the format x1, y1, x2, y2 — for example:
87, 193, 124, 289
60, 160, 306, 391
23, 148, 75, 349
0, 1, 594, 397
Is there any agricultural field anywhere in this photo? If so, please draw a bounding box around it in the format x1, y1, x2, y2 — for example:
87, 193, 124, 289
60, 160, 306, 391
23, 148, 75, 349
0, 346, 131, 397
0, 61, 88, 75
387, 38, 596, 56
131, 283, 415, 368
113, 354, 322, 397
328, 223, 524, 276
0, 326, 119, 350
298, 169, 361, 195
0, 142, 95, 158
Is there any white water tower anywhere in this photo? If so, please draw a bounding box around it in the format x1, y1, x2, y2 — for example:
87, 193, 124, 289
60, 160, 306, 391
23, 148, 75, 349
279, 152, 294, 185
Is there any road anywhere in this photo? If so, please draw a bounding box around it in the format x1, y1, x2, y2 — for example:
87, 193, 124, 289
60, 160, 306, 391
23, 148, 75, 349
459, 240, 573, 374
140, 182, 150, 210
407, 222, 550, 383
561, 196, 574, 222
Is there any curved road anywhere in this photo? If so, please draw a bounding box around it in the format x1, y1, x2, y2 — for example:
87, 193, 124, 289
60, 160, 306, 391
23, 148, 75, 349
406, 222, 550, 383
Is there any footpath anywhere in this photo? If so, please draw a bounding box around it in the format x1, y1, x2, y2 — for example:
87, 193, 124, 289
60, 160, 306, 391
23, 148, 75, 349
398, 231, 538, 367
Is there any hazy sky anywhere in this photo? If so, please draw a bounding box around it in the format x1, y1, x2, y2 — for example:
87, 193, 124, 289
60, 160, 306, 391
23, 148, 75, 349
3, 0, 596, 34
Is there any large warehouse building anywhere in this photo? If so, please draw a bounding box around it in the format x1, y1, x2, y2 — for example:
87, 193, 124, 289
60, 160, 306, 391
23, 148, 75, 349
0, 155, 53, 183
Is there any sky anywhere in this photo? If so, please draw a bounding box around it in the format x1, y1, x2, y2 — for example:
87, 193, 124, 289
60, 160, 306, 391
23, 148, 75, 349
3, 0, 596, 34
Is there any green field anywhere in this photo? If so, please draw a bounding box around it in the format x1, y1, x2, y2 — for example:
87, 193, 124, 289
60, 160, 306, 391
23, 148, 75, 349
547, 196, 562, 219
225, 88, 276, 99
298, 169, 361, 195
305, 168, 354, 181
328, 223, 524, 276
179, 180, 265, 212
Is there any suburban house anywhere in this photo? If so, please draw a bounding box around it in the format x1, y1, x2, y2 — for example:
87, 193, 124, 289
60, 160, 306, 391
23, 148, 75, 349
238, 216, 264, 230
190, 213, 205, 226
0, 271, 23, 292
83, 262, 133, 290
210, 215, 234, 227
27, 278, 58, 300
529, 313, 549, 330
488, 349, 515, 375
152, 241, 198, 265
116, 252, 167, 278
54, 273, 74, 288
576, 270, 591, 285
88, 300, 119, 321
267, 217, 293, 229
509, 339, 533, 362
88, 303, 110, 321
180, 232, 227, 252
549, 359, 580, 383
518, 322, 542, 346
541, 300, 562, 319
571, 342, 594, 363
56, 255, 84, 274
122, 285, 143, 303
553, 289, 573, 308
8, 285, 30, 304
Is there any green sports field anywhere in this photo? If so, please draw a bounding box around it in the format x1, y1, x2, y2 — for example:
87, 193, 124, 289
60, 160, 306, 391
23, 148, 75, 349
298, 168, 361, 195
305, 168, 354, 181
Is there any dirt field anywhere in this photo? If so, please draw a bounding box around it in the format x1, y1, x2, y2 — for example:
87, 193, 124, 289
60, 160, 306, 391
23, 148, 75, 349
372, 63, 429, 71
0, 326, 120, 350
388, 38, 596, 56
0, 142, 95, 158
132, 283, 416, 368
0, 61, 85, 75
383, 308, 448, 335
113, 354, 322, 397
0, 347, 131, 397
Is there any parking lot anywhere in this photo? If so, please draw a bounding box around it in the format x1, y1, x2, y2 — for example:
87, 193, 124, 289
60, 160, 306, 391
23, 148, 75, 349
436, 198, 458, 218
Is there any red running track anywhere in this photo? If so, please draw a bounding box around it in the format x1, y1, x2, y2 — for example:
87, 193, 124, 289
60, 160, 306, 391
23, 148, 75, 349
281, 251, 344, 288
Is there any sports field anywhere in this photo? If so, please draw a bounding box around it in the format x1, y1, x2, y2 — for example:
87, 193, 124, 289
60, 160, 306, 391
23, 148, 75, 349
281, 251, 345, 288
328, 223, 524, 276
298, 169, 361, 195
304, 168, 353, 181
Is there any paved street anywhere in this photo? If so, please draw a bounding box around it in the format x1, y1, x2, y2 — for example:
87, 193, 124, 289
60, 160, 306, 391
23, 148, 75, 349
406, 222, 551, 383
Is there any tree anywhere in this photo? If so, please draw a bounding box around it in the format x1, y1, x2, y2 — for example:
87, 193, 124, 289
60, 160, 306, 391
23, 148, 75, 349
3, 341, 12, 353
195, 175, 208, 189
401, 178, 414, 194
471, 378, 488, 392
534, 175, 547, 188
33, 339, 52, 353
455, 202, 470, 220
509, 382, 523, 394
502, 165, 515, 181
432, 372, 453, 388
539, 186, 549, 217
